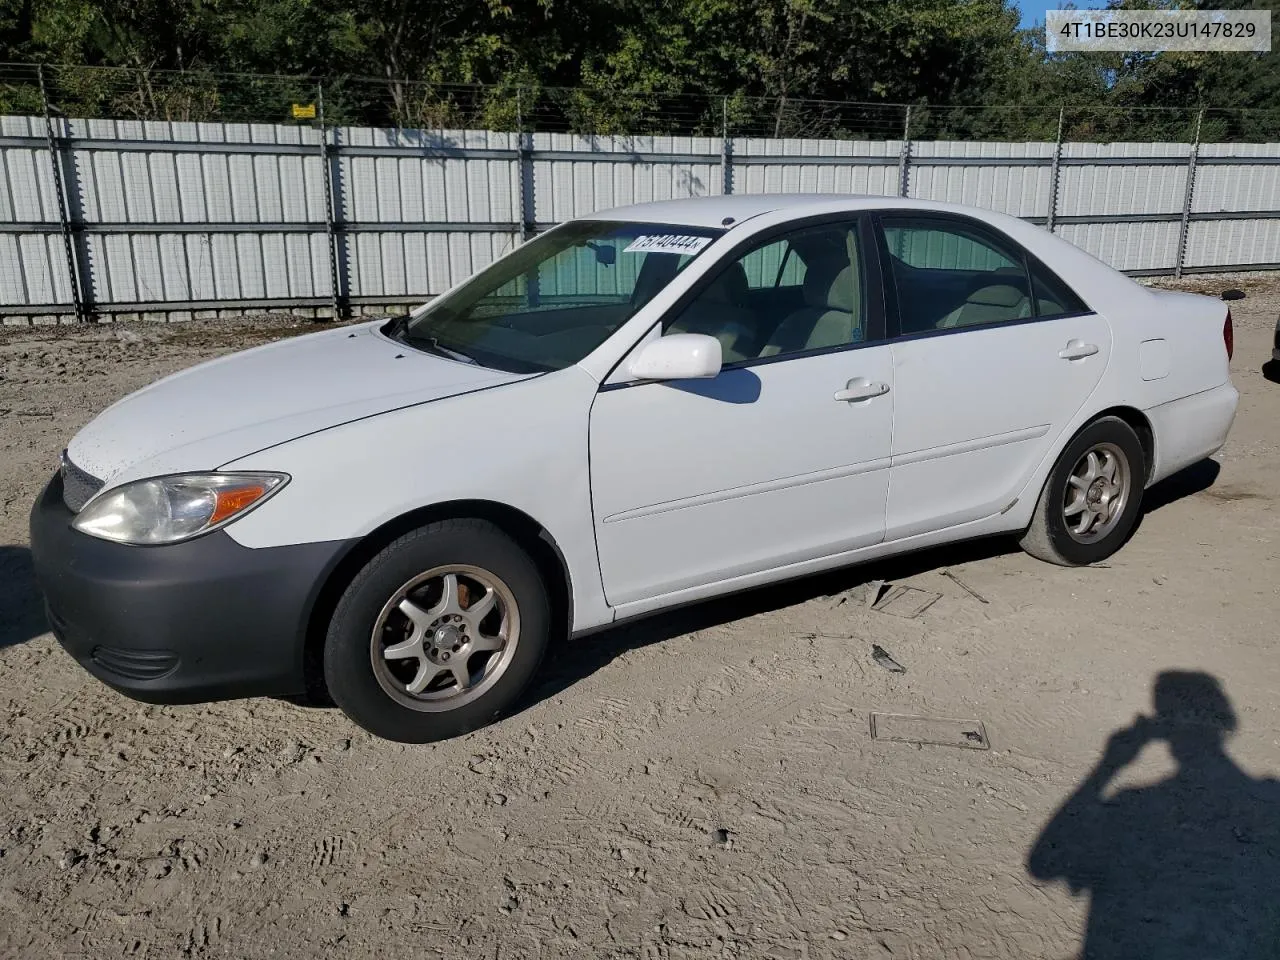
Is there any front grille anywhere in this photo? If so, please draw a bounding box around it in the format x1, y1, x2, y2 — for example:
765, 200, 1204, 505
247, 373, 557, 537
91, 645, 179, 681
60, 453, 103, 513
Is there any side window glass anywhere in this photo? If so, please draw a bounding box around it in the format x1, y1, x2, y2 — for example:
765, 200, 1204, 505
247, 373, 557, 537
1029, 262, 1088, 317
737, 239, 806, 289
663, 222, 866, 364
883, 225, 1019, 272
882, 218, 1033, 334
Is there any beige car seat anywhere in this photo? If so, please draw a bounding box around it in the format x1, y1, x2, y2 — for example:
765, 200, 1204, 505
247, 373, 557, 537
665, 261, 757, 362
759, 256, 862, 357
936, 283, 1032, 329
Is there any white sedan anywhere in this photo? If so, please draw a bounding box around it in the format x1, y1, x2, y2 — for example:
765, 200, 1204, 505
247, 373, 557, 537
30, 195, 1239, 743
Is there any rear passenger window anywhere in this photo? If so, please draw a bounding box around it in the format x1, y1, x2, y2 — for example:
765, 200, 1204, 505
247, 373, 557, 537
883, 225, 1018, 273
880, 217, 1084, 335
1030, 262, 1087, 317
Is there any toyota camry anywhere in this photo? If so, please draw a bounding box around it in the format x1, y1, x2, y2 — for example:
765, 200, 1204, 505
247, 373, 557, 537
30, 194, 1239, 743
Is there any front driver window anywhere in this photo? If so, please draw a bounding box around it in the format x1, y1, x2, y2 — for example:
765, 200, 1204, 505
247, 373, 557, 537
662, 222, 867, 364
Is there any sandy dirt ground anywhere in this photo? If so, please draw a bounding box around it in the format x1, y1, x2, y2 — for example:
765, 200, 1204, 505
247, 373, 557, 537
1, 276, 1278, 959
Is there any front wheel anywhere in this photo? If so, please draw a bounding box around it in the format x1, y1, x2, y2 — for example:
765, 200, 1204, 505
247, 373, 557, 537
1020, 416, 1146, 567
323, 519, 550, 743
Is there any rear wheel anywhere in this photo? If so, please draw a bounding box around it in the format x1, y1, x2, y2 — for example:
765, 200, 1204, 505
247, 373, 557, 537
324, 519, 550, 743
1020, 416, 1146, 566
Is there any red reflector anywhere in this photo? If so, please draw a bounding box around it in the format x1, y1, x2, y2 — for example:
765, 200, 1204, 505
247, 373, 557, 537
1224, 310, 1234, 361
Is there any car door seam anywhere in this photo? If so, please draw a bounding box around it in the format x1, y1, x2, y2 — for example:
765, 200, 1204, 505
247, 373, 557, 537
584, 383, 620, 621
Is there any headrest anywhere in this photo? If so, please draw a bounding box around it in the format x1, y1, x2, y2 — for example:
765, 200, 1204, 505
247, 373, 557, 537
704, 261, 750, 305
967, 284, 1026, 308
803, 260, 857, 313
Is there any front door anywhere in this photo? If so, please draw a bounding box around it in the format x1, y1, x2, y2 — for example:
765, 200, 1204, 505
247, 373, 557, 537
588, 217, 895, 607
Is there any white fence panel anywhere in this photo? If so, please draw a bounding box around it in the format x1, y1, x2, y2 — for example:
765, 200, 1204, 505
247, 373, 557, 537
1058, 143, 1190, 218
909, 141, 1055, 218
733, 137, 900, 197
0, 115, 66, 305
1058, 221, 1183, 273
1185, 220, 1280, 269
531, 134, 721, 224
3, 116, 1280, 319
1194, 143, 1280, 214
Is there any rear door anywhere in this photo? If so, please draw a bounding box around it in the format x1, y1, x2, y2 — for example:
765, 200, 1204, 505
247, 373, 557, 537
876, 213, 1112, 540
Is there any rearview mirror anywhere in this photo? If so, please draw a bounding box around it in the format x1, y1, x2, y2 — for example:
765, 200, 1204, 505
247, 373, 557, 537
585, 241, 616, 266
628, 333, 722, 381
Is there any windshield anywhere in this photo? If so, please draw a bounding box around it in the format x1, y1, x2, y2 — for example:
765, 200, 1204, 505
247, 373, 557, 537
392, 220, 723, 373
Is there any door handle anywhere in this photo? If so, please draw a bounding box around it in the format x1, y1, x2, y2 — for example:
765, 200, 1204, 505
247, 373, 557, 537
1059, 340, 1099, 361
833, 378, 890, 402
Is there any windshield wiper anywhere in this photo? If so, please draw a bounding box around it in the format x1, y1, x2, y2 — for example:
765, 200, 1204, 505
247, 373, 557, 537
383, 314, 411, 340
404, 331, 479, 365
383, 315, 479, 365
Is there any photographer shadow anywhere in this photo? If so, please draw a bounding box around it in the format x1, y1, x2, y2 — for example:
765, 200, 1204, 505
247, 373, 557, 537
1027, 671, 1280, 958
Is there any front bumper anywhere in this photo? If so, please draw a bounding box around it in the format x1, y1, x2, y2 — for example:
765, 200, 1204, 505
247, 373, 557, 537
28, 471, 351, 704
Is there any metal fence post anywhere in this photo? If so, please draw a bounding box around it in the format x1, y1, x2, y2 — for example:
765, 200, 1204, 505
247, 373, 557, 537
38, 66, 88, 323
898, 105, 913, 198
1046, 106, 1065, 233
1174, 108, 1204, 279
720, 97, 733, 195
516, 87, 534, 241
317, 84, 346, 319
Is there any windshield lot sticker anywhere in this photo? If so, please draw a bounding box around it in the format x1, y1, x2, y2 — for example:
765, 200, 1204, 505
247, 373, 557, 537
623, 234, 712, 255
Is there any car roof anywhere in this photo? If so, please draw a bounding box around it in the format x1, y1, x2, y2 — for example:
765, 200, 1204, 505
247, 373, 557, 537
581, 194, 1015, 230
581, 194, 865, 228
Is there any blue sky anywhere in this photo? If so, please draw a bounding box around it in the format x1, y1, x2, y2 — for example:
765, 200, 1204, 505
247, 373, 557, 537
1015, 1, 1112, 30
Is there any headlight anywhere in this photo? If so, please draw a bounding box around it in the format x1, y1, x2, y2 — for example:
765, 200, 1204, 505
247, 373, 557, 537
72, 472, 288, 545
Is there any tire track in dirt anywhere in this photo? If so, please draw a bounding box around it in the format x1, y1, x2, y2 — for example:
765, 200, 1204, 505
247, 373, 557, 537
7, 311, 1280, 959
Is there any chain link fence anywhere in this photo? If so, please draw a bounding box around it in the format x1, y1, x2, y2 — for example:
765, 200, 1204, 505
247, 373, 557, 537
4, 62, 1280, 143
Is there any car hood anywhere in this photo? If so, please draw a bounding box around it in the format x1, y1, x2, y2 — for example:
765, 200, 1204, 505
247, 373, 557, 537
67, 320, 531, 486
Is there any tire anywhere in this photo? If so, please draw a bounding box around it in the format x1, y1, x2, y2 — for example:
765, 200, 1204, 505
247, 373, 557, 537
323, 518, 550, 743
1020, 416, 1146, 567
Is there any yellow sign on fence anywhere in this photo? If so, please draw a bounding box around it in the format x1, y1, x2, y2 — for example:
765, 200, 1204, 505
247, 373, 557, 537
291, 103, 317, 120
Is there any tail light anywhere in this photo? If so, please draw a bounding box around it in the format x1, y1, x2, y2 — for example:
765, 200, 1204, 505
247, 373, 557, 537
1224, 310, 1234, 361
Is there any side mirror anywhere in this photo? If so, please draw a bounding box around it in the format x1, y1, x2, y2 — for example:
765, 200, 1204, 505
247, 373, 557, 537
628, 333, 722, 381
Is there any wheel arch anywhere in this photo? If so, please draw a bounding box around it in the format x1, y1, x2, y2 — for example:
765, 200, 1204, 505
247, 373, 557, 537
1090, 405, 1155, 484
1009, 403, 1157, 534
300, 499, 573, 703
